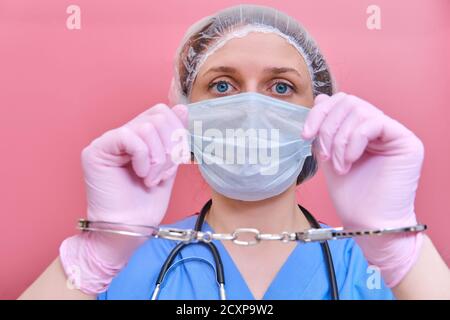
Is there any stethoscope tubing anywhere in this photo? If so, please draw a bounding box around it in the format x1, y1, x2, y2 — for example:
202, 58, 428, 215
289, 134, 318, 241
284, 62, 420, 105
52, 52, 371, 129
150, 199, 339, 300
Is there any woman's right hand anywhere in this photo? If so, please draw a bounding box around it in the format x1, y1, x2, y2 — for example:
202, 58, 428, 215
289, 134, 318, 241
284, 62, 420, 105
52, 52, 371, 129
82, 103, 189, 227
59, 103, 189, 295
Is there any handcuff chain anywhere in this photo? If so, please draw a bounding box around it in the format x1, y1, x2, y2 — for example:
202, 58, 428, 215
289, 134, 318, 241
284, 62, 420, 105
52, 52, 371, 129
77, 219, 427, 246
152, 225, 427, 245
154, 227, 300, 246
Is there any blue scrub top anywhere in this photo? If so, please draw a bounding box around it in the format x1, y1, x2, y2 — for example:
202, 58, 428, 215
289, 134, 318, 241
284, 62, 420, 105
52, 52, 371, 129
98, 214, 394, 300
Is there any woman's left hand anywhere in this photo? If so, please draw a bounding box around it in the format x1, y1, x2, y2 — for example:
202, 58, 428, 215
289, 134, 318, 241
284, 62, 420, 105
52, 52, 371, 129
302, 92, 425, 288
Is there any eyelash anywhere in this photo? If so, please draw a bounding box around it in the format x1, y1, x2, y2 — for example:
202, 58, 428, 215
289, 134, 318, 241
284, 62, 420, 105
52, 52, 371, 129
208, 79, 296, 96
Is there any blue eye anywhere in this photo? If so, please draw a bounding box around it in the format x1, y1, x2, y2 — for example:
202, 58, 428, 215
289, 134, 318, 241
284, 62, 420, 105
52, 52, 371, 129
213, 81, 230, 93
273, 82, 290, 94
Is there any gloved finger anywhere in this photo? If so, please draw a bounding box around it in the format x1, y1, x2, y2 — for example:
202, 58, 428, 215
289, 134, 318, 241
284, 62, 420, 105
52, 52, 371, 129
314, 93, 330, 104
171, 104, 188, 128
129, 121, 166, 164
317, 96, 356, 159
146, 105, 187, 184
128, 103, 186, 130
331, 110, 365, 174
149, 104, 187, 152
127, 103, 188, 158
373, 116, 422, 155
345, 116, 384, 164
134, 122, 168, 188
169, 104, 190, 165
302, 92, 347, 139
365, 116, 424, 160
126, 104, 167, 127
96, 127, 151, 178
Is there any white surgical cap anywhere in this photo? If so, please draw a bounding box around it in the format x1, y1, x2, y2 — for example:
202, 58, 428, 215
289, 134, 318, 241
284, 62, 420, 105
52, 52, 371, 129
168, 4, 336, 105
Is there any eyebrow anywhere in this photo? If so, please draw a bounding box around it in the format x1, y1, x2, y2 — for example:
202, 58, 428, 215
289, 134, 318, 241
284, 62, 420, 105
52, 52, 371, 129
263, 67, 303, 79
203, 66, 238, 76
202, 66, 303, 79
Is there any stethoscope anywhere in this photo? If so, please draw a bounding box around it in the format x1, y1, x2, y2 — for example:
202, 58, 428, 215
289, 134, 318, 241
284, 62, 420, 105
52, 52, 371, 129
150, 199, 339, 300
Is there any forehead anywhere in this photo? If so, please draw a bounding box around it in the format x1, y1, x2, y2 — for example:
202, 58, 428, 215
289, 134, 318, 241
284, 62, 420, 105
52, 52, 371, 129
196, 32, 309, 76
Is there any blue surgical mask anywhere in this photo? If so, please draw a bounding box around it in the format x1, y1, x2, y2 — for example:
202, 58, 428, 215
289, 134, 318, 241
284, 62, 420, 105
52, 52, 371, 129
188, 92, 313, 201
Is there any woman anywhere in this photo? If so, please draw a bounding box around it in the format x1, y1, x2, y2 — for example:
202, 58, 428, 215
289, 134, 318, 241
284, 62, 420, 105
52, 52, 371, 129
19, 4, 449, 300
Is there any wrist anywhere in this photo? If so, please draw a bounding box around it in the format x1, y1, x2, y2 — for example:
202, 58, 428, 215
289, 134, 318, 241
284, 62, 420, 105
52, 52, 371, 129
355, 231, 424, 288
59, 231, 146, 295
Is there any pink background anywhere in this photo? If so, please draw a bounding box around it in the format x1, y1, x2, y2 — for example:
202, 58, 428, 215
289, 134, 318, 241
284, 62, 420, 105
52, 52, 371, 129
0, 0, 449, 299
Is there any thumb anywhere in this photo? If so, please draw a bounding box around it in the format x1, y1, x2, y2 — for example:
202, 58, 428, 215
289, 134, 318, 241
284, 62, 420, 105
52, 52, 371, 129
171, 104, 188, 128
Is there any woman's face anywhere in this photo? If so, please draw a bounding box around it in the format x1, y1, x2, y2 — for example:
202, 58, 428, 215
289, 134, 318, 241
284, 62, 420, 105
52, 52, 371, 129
189, 32, 314, 108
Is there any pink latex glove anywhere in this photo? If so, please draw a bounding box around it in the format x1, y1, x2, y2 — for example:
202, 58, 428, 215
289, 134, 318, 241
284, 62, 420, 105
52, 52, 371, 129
302, 92, 425, 288
60, 103, 190, 295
